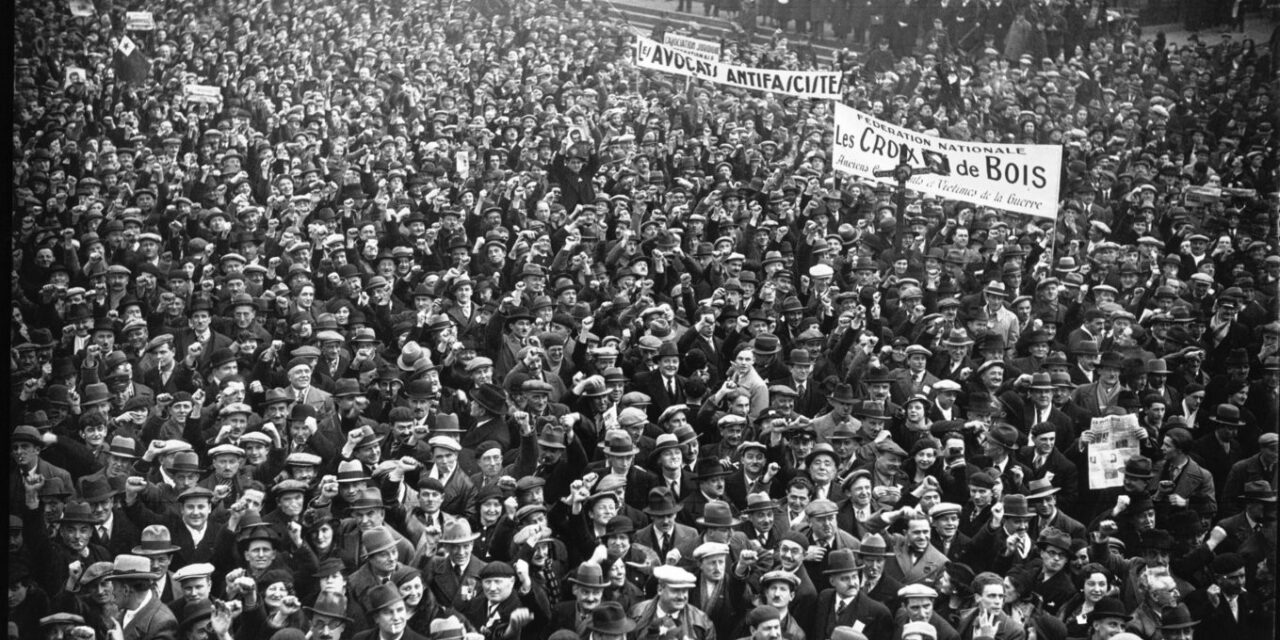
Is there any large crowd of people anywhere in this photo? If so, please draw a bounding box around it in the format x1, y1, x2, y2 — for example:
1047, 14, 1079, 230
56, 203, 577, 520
8, 0, 1280, 639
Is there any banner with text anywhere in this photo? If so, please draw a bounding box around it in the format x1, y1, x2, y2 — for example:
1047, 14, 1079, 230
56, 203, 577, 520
634, 36, 841, 100
662, 33, 721, 61
125, 11, 156, 30
832, 103, 1062, 217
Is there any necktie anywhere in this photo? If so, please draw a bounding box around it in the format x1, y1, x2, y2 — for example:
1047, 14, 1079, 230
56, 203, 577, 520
485, 604, 501, 631
1034, 454, 1045, 469
98, 526, 109, 545
658, 533, 669, 556
669, 480, 680, 498
1014, 535, 1026, 557
667, 377, 676, 398
837, 597, 851, 616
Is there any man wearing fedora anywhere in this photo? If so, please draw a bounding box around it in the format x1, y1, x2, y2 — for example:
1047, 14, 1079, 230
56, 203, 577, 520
1024, 478, 1086, 541
10, 425, 76, 507
581, 600, 635, 640
355, 583, 431, 640
306, 591, 356, 640
631, 342, 689, 423
1017, 422, 1081, 516
852, 532, 904, 607
634, 487, 701, 569
422, 519, 488, 609
132, 525, 184, 604
104, 554, 178, 640
1220, 432, 1278, 517
968, 494, 1037, 575
808, 549, 893, 640
678, 459, 735, 528
548, 561, 610, 635
122, 485, 229, 570
78, 471, 143, 558
1208, 480, 1276, 559
1156, 604, 1199, 640
1006, 372, 1077, 449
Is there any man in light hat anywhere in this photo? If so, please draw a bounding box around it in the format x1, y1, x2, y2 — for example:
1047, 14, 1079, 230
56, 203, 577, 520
895, 583, 958, 640
422, 520, 488, 609
689, 541, 745, 638
103, 555, 177, 640
169, 563, 214, 620
630, 565, 715, 640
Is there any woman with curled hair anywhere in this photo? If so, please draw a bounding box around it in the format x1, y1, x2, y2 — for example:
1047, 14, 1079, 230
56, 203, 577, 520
1057, 563, 1116, 638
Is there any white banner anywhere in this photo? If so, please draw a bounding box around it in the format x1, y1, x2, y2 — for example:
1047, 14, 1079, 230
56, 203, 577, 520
663, 33, 721, 61
634, 36, 841, 100
831, 103, 1062, 217
184, 84, 222, 104
125, 11, 156, 30
68, 0, 95, 16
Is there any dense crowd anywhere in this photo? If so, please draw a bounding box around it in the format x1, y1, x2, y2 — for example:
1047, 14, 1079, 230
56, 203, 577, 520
8, 0, 1280, 639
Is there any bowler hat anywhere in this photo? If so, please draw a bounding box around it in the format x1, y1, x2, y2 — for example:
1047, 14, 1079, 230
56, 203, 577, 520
470, 383, 508, 415
823, 549, 863, 575
1088, 597, 1130, 622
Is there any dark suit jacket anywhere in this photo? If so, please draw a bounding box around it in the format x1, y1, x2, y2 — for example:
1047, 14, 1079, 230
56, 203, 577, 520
1221, 453, 1278, 517
1190, 433, 1244, 500
421, 554, 488, 610
893, 611, 961, 640
1016, 446, 1080, 508
931, 531, 973, 562
690, 573, 750, 640
352, 629, 428, 640
91, 507, 144, 558
864, 571, 904, 610
724, 469, 781, 510
120, 593, 178, 640
634, 522, 701, 564
1185, 587, 1268, 640
173, 329, 235, 372
1030, 508, 1086, 542
435, 469, 479, 521
457, 586, 551, 640
631, 370, 690, 423
809, 589, 893, 640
